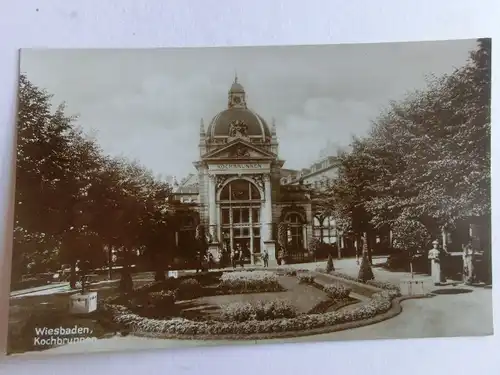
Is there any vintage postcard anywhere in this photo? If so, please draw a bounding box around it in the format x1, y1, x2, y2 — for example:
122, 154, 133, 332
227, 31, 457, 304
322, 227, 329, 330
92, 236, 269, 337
7, 39, 492, 356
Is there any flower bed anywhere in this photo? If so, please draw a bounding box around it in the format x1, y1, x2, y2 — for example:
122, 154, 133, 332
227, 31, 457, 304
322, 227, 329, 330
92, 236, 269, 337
319, 270, 402, 295
103, 289, 399, 337
322, 283, 351, 299
148, 290, 177, 308
101, 268, 405, 339
220, 300, 297, 322
277, 267, 297, 276
297, 274, 315, 284
218, 271, 283, 293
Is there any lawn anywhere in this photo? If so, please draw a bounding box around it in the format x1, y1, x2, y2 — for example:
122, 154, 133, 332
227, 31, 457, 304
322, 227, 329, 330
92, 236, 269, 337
199, 276, 329, 314
131, 274, 332, 322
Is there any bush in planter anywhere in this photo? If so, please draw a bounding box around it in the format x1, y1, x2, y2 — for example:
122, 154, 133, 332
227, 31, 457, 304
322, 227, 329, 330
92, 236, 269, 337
221, 300, 297, 322
323, 283, 351, 299
326, 254, 335, 273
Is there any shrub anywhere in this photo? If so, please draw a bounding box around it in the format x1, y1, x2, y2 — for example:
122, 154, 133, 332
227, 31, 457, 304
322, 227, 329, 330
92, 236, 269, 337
148, 290, 177, 309
326, 254, 335, 273
177, 278, 202, 299
297, 274, 315, 284
308, 237, 321, 258
358, 255, 374, 283
323, 283, 351, 299
220, 300, 297, 322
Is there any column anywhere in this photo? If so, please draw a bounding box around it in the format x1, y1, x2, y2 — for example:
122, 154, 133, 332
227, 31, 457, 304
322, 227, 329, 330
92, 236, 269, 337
249, 208, 254, 265
208, 174, 217, 241
263, 174, 273, 241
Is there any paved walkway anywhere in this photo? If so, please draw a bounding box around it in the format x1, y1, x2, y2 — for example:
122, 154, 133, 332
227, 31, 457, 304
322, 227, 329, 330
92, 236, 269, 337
11, 258, 493, 356
10, 282, 69, 297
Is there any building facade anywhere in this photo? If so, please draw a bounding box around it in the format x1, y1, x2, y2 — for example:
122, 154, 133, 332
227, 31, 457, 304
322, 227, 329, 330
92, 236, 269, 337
172, 77, 339, 265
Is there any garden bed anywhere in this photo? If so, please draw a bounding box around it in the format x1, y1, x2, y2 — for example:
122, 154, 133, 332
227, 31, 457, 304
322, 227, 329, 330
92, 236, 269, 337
102, 269, 403, 339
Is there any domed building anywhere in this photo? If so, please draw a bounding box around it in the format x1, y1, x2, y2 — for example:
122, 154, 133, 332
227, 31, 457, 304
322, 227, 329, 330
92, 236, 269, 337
174, 76, 339, 266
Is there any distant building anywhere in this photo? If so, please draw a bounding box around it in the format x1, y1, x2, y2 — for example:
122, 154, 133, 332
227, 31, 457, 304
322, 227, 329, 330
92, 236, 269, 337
171, 77, 340, 264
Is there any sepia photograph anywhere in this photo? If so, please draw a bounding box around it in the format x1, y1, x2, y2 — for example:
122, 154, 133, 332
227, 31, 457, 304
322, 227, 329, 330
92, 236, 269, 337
7, 39, 492, 356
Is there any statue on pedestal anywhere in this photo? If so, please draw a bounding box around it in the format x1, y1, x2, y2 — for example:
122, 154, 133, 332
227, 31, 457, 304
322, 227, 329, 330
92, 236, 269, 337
462, 241, 475, 285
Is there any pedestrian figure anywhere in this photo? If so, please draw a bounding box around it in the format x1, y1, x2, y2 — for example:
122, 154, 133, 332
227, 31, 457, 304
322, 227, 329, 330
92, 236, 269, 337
195, 250, 202, 273
236, 243, 244, 268
428, 240, 448, 285
231, 249, 238, 268
462, 241, 475, 285
262, 249, 269, 267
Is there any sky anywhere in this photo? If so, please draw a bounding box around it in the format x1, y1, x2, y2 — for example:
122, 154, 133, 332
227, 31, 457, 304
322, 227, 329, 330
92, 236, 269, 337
20, 39, 478, 180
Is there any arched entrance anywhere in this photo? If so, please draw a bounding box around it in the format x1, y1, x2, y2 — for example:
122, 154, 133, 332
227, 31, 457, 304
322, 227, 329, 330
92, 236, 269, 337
218, 179, 262, 262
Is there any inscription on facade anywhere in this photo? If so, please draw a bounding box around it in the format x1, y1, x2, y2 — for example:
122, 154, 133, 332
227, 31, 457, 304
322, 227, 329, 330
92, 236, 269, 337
210, 163, 266, 171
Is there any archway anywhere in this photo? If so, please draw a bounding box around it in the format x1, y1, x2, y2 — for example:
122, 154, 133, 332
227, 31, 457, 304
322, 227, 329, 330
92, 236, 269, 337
218, 179, 262, 261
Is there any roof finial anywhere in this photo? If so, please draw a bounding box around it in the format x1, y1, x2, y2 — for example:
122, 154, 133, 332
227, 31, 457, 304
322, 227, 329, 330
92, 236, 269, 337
200, 117, 205, 133
234, 70, 238, 84
271, 117, 277, 134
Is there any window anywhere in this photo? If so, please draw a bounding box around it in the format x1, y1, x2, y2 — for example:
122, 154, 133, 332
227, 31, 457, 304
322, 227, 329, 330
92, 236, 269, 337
285, 212, 305, 251
219, 179, 262, 255
313, 215, 336, 244
220, 179, 260, 202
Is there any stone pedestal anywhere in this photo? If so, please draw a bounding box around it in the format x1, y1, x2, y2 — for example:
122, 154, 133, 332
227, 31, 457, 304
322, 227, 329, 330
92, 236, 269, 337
263, 240, 277, 267
69, 292, 97, 314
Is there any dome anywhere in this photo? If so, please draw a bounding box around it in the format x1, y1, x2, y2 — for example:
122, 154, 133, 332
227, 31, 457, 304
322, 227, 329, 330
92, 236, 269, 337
208, 108, 271, 138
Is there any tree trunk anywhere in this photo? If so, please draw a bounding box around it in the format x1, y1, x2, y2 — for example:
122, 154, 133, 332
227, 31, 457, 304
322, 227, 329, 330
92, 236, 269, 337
69, 261, 77, 289
108, 246, 113, 281
119, 250, 133, 293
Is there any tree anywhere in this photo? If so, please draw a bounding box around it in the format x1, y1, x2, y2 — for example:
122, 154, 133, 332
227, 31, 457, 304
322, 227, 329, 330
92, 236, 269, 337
14, 75, 180, 291
308, 237, 321, 261
366, 39, 490, 237
14, 75, 79, 280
